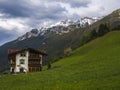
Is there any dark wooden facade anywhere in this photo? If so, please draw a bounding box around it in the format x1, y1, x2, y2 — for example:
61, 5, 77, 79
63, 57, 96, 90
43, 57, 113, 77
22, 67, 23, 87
28, 50, 42, 72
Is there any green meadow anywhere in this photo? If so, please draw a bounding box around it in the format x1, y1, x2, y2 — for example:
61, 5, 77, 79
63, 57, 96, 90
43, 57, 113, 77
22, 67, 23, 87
0, 31, 120, 90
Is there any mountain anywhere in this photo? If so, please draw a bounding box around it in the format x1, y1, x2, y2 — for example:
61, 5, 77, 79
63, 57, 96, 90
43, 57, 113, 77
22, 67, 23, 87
17, 17, 100, 41
17, 29, 39, 41
0, 9, 120, 71
1, 31, 120, 89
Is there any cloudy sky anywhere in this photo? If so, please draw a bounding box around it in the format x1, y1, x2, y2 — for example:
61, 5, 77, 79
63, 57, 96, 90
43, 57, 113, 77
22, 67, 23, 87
0, 0, 120, 46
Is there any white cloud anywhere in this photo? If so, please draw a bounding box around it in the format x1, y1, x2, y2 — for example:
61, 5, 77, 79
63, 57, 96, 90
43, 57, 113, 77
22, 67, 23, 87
0, 17, 31, 34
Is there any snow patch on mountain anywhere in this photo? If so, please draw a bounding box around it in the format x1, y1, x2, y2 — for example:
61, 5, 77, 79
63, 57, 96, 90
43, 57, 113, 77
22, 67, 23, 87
17, 17, 101, 41
52, 19, 74, 27
17, 29, 39, 41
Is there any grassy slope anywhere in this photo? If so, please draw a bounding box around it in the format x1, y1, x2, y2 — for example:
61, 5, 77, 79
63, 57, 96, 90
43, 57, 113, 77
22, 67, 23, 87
0, 31, 120, 90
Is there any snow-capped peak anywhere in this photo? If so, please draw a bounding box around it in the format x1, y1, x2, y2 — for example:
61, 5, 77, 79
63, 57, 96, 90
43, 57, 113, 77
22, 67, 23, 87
17, 17, 101, 41
17, 29, 39, 41
74, 17, 101, 28
79, 17, 100, 25
50, 19, 74, 27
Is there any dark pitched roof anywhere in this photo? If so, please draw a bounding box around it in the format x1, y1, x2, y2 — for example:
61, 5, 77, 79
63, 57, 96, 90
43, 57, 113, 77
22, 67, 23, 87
8, 48, 47, 56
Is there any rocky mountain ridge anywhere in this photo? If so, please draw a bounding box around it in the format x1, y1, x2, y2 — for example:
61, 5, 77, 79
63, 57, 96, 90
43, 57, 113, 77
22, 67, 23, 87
17, 17, 101, 41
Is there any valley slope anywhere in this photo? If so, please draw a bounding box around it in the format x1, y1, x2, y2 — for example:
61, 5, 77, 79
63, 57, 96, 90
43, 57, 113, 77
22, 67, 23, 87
0, 31, 120, 89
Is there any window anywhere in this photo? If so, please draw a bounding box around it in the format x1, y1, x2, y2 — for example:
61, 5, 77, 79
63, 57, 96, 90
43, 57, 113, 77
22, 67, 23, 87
20, 59, 25, 64
20, 52, 26, 57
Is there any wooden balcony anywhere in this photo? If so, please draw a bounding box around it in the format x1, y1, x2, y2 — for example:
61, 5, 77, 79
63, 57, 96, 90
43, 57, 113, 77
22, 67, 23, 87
28, 56, 41, 59
28, 64, 41, 67
28, 59, 41, 67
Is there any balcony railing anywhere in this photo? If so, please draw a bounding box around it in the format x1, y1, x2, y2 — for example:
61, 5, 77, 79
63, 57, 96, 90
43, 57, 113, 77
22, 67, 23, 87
28, 56, 41, 59
28, 64, 41, 67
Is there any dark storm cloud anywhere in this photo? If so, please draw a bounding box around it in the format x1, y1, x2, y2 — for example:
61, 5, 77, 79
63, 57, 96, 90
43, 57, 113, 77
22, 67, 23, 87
0, 0, 90, 26
69, 0, 91, 7
32, 4, 67, 20
52, 0, 91, 7
0, 0, 67, 20
0, 0, 31, 17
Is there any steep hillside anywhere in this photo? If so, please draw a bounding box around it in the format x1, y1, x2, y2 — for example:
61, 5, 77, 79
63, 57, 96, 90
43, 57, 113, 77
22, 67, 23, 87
0, 31, 120, 89
0, 9, 120, 71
